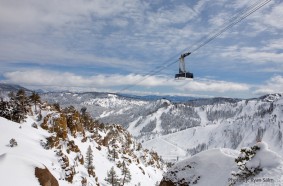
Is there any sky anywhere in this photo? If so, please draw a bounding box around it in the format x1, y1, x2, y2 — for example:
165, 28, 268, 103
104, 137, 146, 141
0, 0, 282, 98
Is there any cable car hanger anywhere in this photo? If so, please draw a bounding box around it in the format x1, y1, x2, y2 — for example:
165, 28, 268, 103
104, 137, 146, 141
175, 52, 193, 79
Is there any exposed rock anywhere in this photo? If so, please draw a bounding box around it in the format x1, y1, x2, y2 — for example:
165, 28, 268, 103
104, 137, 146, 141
159, 179, 175, 186
35, 166, 59, 186
159, 178, 191, 186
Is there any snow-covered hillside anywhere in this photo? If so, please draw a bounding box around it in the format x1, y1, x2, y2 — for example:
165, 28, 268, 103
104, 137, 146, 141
0, 105, 164, 185
143, 94, 283, 161
160, 142, 283, 186
39, 92, 283, 162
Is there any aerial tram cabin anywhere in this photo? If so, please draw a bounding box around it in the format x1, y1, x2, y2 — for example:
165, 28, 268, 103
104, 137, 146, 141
175, 52, 193, 79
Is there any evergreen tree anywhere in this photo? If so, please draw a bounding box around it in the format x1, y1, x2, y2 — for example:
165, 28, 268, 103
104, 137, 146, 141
85, 145, 94, 167
0, 99, 10, 120
9, 138, 18, 147
105, 166, 120, 186
8, 91, 15, 100
14, 89, 29, 122
108, 147, 119, 162
1, 91, 27, 123
121, 161, 131, 186
81, 111, 95, 131
80, 107, 87, 115
53, 103, 60, 111
16, 89, 28, 109
230, 145, 262, 185
29, 92, 41, 112
7, 92, 17, 121
85, 145, 95, 176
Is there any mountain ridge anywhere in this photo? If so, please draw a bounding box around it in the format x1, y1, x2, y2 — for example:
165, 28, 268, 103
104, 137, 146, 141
1, 83, 282, 162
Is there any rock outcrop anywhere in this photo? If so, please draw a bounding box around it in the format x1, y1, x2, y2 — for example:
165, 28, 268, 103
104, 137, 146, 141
35, 166, 59, 186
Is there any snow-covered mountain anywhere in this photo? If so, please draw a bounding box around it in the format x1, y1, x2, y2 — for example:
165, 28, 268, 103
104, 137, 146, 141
40, 91, 204, 132
39, 91, 283, 161
1, 84, 283, 185
2, 84, 283, 161
0, 83, 30, 93
0, 101, 164, 185
142, 93, 283, 162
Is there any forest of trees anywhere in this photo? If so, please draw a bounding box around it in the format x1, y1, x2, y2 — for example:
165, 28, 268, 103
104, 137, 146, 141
0, 89, 41, 123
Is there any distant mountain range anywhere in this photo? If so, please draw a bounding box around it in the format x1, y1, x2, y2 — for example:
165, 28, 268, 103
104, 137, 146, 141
2, 83, 282, 185
0, 83, 30, 93
118, 93, 199, 102
1, 83, 282, 163
38, 90, 283, 163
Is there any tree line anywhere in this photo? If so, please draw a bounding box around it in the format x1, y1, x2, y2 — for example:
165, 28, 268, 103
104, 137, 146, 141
0, 89, 41, 123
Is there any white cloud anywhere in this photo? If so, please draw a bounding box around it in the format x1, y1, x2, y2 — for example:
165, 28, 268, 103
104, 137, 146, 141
241, 0, 283, 35
208, 12, 230, 27
0, 0, 139, 29
178, 79, 250, 93
253, 75, 283, 95
0, 0, 204, 69
0, 39, 148, 73
264, 38, 283, 51
2, 70, 175, 88
2, 70, 251, 96
262, 1, 283, 30
146, 4, 197, 27
219, 45, 283, 64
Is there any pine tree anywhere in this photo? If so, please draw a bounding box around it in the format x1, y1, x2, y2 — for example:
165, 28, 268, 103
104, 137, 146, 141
5, 92, 17, 121
108, 147, 119, 162
80, 107, 87, 115
85, 145, 95, 176
8, 91, 15, 100
16, 89, 28, 109
81, 111, 95, 131
105, 166, 120, 186
230, 145, 262, 185
9, 138, 18, 147
1, 91, 27, 123
121, 161, 131, 186
29, 92, 41, 113
0, 99, 11, 120
53, 103, 60, 112
14, 89, 28, 122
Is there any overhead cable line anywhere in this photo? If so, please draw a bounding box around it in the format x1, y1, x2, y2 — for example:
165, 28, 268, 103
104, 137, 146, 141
190, 0, 271, 54
118, 0, 271, 94
178, 0, 269, 57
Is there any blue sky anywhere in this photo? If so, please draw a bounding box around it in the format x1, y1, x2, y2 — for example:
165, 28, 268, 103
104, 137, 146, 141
0, 0, 282, 98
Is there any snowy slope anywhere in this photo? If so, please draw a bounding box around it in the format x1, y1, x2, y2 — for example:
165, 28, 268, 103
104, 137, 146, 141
0, 110, 164, 186
142, 95, 283, 161
161, 142, 283, 186
161, 148, 239, 186
0, 117, 56, 186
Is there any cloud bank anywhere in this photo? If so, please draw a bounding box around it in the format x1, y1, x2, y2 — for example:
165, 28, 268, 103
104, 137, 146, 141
1, 69, 255, 97
0, 0, 282, 98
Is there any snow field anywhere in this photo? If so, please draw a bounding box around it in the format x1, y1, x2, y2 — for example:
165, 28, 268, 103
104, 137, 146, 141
0, 113, 164, 186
